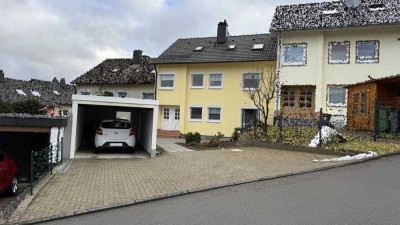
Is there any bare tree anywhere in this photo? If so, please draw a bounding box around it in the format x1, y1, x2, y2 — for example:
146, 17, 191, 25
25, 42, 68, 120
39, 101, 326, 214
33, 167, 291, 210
243, 67, 277, 134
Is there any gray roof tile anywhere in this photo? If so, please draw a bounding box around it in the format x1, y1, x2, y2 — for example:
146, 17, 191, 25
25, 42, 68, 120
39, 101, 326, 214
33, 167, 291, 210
73, 56, 155, 85
270, 0, 400, 32
154, 34, 278, 64
0, 77, 75, 106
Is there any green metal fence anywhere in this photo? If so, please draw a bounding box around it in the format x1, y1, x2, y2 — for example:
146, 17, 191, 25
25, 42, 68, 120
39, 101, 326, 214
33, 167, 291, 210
30, 138, 63, 195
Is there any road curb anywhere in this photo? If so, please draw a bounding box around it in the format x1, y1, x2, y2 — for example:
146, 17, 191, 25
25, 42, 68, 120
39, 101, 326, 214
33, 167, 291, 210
14, 152, 400, 225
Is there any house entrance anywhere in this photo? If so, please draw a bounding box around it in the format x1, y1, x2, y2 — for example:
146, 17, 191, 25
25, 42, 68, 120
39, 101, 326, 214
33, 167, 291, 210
161, 107, 180, 131
241, 108, 259, 128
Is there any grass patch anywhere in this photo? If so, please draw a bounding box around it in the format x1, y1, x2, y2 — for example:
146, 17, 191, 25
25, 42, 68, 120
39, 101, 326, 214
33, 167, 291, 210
323, 137, 400, 155
156, 145, 167, 155
242, 126, 400, 156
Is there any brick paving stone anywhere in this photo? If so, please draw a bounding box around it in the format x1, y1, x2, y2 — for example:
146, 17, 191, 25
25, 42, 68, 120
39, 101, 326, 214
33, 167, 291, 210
13, 147, 348, 223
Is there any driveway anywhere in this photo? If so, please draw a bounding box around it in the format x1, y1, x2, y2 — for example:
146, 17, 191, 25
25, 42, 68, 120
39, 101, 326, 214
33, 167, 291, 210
10, 147, 348, 223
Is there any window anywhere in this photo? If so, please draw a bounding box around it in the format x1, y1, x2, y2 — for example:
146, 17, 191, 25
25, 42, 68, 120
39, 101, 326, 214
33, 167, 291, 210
117, 91, 128, 98
327, 86, 347, 106
163, 108, 169, 120
209, 74, 222, 88
299, 89, 313, 108
242, 73, 260, 90
328, 42, 350, 64
80, 90, 91, 95
361, 91, 368, 113
252, 44, 264, 50
281, 89, 296, 107
191, 74, 204, 88
227, 45, 236, 50
353, 93, 359, 114
194, 46, 203, 51
159, 74, 174, 89
142, 92, 155, 99
53, 90, 60, 96
175, 108, 180, 120
190, 106, 202, 121
59, 110, 69, 117
356, 41, 379, 63
208, 107, 221, 122
283, 43, 307, 66
16, 89, 27, 96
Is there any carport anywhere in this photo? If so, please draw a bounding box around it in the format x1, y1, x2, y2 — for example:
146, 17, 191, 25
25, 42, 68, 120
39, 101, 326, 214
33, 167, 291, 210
69, 95, 159, 159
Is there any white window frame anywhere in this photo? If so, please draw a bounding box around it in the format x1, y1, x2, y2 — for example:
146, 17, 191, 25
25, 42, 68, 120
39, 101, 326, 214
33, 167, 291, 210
242, 72, 261, 90
282, 43, 307, 66
159, 74, 175, 90
356, 40, 379, 64
327, 85, 347, 107
141, 92, 155, 99
189, 105, 203, 122
209, 73, 223, 89
191, 74, 204, 89
328, 41, 350, 64
207, 106, 222, 123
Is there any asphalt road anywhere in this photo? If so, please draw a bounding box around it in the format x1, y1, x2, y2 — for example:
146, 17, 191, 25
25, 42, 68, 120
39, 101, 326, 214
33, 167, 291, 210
40, 155, 400, 225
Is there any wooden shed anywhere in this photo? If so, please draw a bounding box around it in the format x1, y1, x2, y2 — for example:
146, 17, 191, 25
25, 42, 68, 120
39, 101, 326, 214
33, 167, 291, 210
347, 74, 400, 131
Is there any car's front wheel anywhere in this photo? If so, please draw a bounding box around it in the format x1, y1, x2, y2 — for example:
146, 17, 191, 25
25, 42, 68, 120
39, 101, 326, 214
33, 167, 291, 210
7, 175, 18, 196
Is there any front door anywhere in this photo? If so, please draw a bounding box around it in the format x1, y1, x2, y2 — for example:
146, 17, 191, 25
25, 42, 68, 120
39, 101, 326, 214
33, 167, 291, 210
161, 107, 180, 131
241, 109, 259, 128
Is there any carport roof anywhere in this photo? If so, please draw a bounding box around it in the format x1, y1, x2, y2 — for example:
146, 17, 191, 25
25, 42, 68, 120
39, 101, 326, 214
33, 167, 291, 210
0, 113, 68, 127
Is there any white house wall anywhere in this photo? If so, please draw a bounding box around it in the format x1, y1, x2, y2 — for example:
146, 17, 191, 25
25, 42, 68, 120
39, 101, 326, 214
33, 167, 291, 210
278, 26, 400, 125
77, 84, 154, 99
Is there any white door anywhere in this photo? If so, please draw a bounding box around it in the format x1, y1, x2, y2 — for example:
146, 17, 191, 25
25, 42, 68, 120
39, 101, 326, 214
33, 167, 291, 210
161, 107, 180, 131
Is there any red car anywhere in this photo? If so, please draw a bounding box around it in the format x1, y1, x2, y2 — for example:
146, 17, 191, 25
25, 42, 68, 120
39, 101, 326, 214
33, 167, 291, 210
0, 152, 18, 196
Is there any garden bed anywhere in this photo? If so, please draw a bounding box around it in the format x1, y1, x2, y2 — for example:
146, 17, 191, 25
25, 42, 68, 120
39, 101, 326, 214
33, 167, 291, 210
176, 140, 238, 151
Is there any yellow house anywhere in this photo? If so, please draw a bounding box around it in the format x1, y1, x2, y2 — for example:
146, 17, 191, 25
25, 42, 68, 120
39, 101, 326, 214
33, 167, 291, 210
270, 0, 400, 128
154, 21, 277, 137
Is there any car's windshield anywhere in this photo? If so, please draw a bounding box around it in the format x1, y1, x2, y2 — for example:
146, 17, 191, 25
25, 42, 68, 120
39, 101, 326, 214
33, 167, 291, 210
101, 121, 131, 129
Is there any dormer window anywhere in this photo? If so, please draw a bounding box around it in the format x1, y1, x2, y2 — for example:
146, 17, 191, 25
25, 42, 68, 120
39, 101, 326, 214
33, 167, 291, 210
227, 45, 236, 50
16, 89, 27, 96
322, 9, 339, 15
194, 46, 203, 51
252, 44, 264, 50
31, 91, 40, 97
368, 4, 385, 11
53, 90, 61, 96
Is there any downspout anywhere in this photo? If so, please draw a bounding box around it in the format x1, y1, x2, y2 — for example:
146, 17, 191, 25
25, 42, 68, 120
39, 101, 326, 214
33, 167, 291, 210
153, 64, 158, 100
275, 32, 282, 113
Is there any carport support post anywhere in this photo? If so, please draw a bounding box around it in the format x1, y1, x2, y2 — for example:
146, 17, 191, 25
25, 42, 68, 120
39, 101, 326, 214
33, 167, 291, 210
151, 107, 159, 158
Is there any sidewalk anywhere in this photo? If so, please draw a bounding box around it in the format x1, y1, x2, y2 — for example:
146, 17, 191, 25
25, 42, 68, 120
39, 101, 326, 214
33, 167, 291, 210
11, 147, 348, 224
157, 138, 193, 152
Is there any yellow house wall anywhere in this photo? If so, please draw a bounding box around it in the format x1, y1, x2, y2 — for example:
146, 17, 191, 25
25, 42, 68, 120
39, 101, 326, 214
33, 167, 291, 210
156, 61, 276, 136
279, 26, 400, 122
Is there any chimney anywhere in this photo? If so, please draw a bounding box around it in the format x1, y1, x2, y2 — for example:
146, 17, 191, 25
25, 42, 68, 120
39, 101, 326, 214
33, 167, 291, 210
52, 77, 59, 83
217, 20, 228, 44
0, 70, 4, 83
133, 50, 143, 64
344, 0, 361, 8
60, 78, 66, 86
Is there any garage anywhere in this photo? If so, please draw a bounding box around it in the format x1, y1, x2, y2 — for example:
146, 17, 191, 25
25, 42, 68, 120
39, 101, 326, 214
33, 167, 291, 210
69, 95, 159, 159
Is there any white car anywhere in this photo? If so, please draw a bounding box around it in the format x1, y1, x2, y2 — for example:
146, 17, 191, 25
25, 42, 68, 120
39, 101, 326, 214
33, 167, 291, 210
94, 119, 136, 151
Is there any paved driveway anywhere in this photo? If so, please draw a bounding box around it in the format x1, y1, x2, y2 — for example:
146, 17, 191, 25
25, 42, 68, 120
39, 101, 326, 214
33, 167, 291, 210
11, 147, 347, 223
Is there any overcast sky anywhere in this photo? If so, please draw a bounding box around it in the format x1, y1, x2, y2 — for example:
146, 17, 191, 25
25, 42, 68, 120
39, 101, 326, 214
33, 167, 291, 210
0, 0, 324, 82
